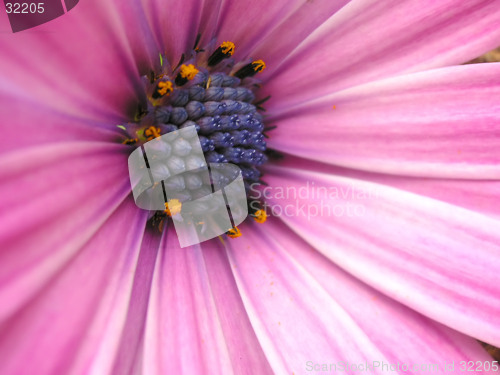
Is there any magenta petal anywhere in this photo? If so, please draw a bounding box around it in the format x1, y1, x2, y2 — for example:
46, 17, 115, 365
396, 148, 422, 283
0, 93, 121, 153
270, 156, 500, 220
376, 178, 500, 220
142, 0, 203, 64
0, 0, 159, 123
111, 226, 162, 375
227, 221, 496, 373
268, 63, 500, 178
262, 0, 500, 109
0, 199, 148, 375
0, 142, 132, 321
251, 0, 352, 73
196, 0, 223, 48
142, 228, 273, 374
213, 0, 304, 60
263, 165, 500, 347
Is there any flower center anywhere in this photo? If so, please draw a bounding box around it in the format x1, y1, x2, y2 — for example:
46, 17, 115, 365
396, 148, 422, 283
121, 39, 272, 235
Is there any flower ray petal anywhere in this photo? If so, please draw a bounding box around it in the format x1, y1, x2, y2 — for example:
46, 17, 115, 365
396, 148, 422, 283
142, 228, 274, 374
0, 199, 148, 375
0, 142, 132, 321
267, 63, 500, 179
227, 220, 497, 374
262, 165, 500, 347
262, 0, 500, 109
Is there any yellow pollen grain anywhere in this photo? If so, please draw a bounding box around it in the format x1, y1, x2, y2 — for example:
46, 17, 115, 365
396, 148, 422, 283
227, 226, 242, 238
144, 126, 161, 140
122, 138, 138, 145
252, 59, 266, 72
180, 64, 199, 80
221, 41, 235, 56
164, 199, 182, 217
253, 209, 267, 224
157, 81, 173, 96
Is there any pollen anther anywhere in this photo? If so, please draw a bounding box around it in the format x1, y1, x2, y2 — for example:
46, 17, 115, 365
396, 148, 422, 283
152, 80, 173, 99
164, 199, 182, 217
175, 64, 200, 86
122, 138, 138, 145
252, 209, 267, 224
144, 126, 161, 140
208, 41, 236, 66
252, 60, 266, 72
158, 81, 173, 95
234, 59, 266, 79
221, 41, 235, 56
226, 226, 242, 238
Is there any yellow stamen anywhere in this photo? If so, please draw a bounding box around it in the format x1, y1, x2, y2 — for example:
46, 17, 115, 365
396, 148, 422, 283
144, 126, 161, 141
157, 81, 173, 96
220, 41, 235, 56
252, 209, 267, 224
206, 76, 212, 89
226, 226, 242, 238
179, 64, 199, 80
164, 199, 182, 217
252, 59, 266, 73
122, 138, 138, 145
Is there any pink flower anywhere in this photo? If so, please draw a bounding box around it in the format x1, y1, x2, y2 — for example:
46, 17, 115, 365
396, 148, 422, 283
1, 0, 500, 374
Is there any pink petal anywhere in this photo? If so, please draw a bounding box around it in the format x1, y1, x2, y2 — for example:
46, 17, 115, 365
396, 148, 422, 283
196, 0, 223, 48
0, 0, 158, 123
0, 92, 121, 153
212, 0, 304, 60
267, 63, 500, 178
110, 225, 163, 375
142, 228, 273, 374
140, 0, 203, 64
270, 155, 500, 220
0, 198, 148, 375
262, 164, 500, 347
262, 0, 500, 110
0, 142, 132, 321
250, 0, 352, 68
377, 178, 500, 220
227, 220, 497, 374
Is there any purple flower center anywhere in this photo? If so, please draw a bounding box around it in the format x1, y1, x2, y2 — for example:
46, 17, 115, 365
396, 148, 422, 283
121, 40, 271, 232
